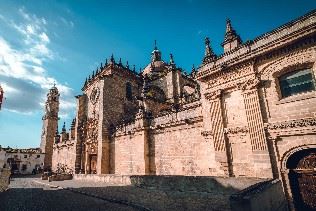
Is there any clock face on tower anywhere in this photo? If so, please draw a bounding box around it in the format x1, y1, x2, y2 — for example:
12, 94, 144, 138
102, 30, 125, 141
90, 87, 100, 105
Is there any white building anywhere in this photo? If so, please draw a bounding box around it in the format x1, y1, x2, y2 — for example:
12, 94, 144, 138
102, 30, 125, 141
0, 146, 45, 174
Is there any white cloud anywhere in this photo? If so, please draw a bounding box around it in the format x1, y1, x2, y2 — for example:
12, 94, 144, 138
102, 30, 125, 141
60, 17, 74, 28
39, 32, 50, 43
1, 82, 18, 94
0, 8, 76, 118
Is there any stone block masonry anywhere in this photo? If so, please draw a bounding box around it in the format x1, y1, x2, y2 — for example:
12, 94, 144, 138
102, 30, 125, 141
0, 168, 10, 192
72, 174, 265, 211
44, 10, 316, 210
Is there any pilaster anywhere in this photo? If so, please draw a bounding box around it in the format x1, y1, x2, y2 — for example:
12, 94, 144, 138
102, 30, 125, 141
204, 90, 231, 176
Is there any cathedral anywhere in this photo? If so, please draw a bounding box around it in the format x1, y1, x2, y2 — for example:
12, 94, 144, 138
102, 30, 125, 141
40, 10, 316, 209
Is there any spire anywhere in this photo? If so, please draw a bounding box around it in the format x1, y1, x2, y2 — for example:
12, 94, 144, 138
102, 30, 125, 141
169, 53, 175, 65
226, 18, 233, 33
110, 54, 115, 64
100, 62, 103, 70
222, 18, 242, 53
71, 118, 76, 129
119, 58, 122, 66
133, 65, 136, 72
96, 67, 99, 75
84, 77, 88, 86
191, 64, 197, 78
105, 58, 108, 66
126, 61, 129, 69
151, 40, 161, 62
62, 122, 66, 133
92, 70, 95, 78
88, 75, 91, 82
203, 37, 217, 64
192, 64, 195, 72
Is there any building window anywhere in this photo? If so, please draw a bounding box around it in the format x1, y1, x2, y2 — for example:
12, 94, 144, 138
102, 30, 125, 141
126, 82, 133, 101
24, 155, 27, 158
279, 68, 316, 98
37, 155, 40, 158
22, 164, 27, 171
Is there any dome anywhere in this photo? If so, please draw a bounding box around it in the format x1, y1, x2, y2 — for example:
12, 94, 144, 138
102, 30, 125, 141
142, 60, 168, 75
49, 83, 59, 95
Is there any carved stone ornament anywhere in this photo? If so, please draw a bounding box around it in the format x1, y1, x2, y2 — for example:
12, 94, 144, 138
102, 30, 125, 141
205, 89, 222, 101
265, 117, 316, 131
86, 118, 98, 142
201, 130, 212, 136
86, 142, 97, 154
237, 77, 261, 91
78, 120, 87, 140
90, 87, 100, 105
224, 126, 249, 134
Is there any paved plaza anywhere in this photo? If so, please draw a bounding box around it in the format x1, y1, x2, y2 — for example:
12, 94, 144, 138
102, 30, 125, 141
0, 176, 142, 211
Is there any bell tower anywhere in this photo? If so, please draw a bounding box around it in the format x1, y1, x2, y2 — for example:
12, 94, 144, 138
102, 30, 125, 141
40, 84, 59, 170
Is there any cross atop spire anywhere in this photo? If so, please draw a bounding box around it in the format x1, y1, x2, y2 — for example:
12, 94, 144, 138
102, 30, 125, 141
226, 18, 233, 33
169, 53, 175, 65
151, 40, 161, 62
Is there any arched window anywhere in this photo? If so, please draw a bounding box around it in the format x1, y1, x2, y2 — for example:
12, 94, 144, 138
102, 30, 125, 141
126, 82, 133, 101
279, 68, 315, 98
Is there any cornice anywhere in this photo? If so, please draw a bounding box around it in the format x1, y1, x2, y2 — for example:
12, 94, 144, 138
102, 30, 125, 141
82, 64, 141, 91
197, 10, 316, 80
264, 117, 316, 137
265, 117, 316, 131
224, 126, 249, 134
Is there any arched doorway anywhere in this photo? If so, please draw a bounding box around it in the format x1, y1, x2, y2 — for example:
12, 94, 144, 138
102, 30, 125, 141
89, 154, 97, 174
287, 148, 316, 210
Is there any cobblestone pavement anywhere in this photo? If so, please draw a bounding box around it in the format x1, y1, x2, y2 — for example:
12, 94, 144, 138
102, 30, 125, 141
0, 176, 140, 211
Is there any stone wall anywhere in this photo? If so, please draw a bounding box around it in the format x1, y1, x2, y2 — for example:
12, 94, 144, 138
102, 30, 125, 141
151, 122, 213, 175
74, 174, 266, 211
0, 168, 10, 192
114, 130, 148, 175
230, 179, 287, 211
52, 140, 76, 173
111, 101, 225, 176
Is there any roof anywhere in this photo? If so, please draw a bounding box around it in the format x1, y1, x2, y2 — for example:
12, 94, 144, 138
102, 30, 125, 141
196, 9, 316, 80
1, 147, 43, 154
142, 60, 168, 75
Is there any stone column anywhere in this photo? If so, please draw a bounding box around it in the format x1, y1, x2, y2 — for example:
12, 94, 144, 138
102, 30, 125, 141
85, 150, 90, 174
205, 90, 226, 151
205, 90, 232, 176
266, 134, 280, 178
80, 144, 86, 173
240, 77, 273, 177
241, 84, 267, 151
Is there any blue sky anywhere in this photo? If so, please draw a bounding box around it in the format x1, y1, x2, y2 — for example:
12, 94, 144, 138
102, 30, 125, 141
0, 0, 315, 148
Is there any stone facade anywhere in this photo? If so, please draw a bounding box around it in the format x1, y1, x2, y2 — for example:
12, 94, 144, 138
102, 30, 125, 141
0, 147, 45, 174
41, 10, 316, 210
